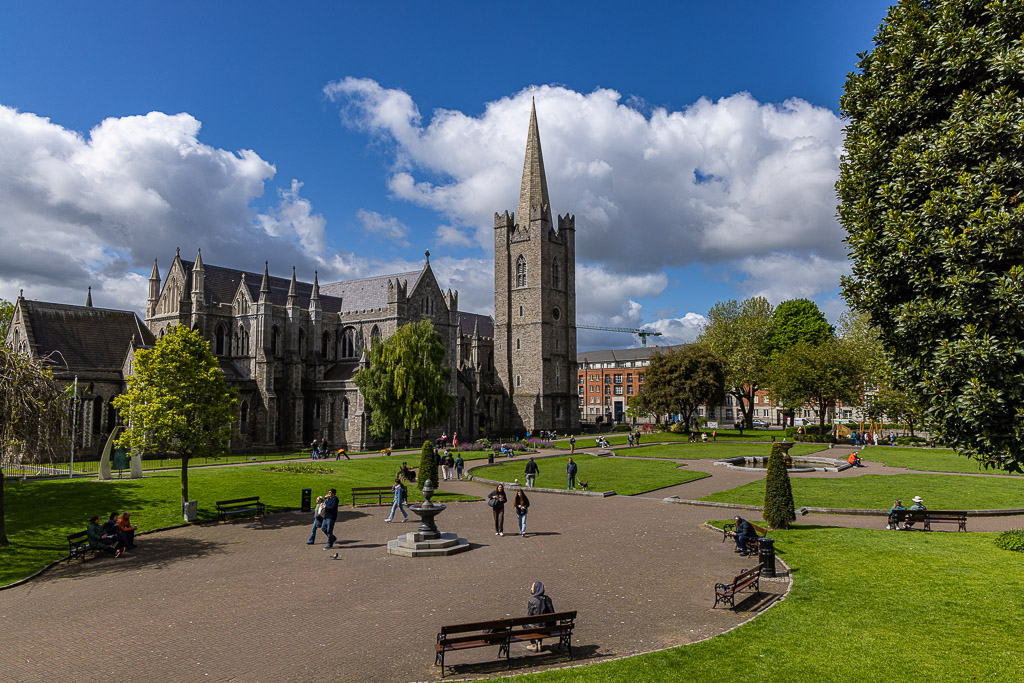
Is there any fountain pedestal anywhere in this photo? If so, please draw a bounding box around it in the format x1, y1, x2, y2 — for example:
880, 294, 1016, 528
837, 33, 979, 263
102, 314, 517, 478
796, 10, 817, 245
386, 480, 470, 557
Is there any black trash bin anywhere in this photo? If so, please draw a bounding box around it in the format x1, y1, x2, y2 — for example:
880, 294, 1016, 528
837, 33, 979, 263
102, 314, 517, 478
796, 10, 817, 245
487, 453, 494, 464
759, 537, 776, 577
301, 488, 312, 512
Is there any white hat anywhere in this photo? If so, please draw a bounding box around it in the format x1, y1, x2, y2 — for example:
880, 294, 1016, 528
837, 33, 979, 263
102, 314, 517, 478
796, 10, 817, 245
912, 496, 923, 503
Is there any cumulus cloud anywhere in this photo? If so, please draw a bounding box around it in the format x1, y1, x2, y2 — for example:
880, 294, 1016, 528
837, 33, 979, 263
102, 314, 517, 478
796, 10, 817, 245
0, 106, 333, 310
734, 252, 850, 304
646, 313, 708, 347
356, 209, 410, 246
323, 79, 846, 279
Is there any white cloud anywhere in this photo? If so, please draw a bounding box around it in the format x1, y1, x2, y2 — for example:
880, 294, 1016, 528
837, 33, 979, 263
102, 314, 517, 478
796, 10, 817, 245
646, 313, 707, 347
0, 106, 335, 310
734, 252, 850, 304
355, 209, 410, 246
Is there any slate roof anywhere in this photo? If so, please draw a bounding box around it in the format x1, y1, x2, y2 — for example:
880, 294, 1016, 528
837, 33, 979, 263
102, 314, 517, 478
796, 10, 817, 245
575, 345, 683, 364
323, 361, 359, 382
458, 312, 494, 338
320, 271, 421, 312
20, 300, 155, 372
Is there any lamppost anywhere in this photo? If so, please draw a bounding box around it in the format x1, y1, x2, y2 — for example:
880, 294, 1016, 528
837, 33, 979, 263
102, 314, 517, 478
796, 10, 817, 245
69, 376, 78, 479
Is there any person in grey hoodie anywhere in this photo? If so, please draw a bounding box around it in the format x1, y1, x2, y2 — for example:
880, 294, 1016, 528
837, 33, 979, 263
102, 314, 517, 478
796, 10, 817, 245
526, 581, 555, 651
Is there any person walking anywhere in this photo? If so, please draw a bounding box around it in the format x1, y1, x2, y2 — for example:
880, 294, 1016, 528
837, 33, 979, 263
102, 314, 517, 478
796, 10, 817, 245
440, 450, 451, 481
514, 489, 530, 536
524, 457, 539, 488
320, 488, 339, 549
455, 453, 465, 480
635, 430, 641, 446
488, 484, 507, 536
627, 433, 634, 447
569, 435, 576, 454
525, 581, 555, 652
566, 458, 578, 490
307, 495, 326, 544
385, 478, 409, 522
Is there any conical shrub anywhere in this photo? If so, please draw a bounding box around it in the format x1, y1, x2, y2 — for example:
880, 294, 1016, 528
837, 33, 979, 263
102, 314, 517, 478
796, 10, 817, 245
763, 442, 796, 529
418, 440, 439, 490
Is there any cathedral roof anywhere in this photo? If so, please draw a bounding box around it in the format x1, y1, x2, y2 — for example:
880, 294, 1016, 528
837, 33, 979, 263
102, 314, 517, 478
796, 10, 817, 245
319, 270, 422, 311
177, 259, 344, 310
458, 312, 494, 339
17, 299, 155, 372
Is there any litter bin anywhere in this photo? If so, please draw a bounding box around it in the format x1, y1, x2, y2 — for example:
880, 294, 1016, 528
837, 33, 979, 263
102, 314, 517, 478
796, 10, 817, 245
183, 500, 198, 523
487, 453, 494, 464
759, 537, 777, 577
301, 488, 312, 512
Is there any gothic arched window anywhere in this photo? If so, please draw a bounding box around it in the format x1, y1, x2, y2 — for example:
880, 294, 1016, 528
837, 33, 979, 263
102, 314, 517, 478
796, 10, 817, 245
215, 324, 226, 356
240, 401, 249, 435
340, 327, 357, 358
370, 325, 381, 343
321, 331, 330, 358
271, 326, 279, 356
515, 255, 527, 288
552, 258, 561, 289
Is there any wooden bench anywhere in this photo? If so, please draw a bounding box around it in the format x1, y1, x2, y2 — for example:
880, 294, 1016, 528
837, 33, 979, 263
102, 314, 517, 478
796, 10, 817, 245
215, 496, 265, 521
889, 509, 967, 532
351, 486, 392, 506
714, 563, 764, 609
722, 520, 768, 554
66, 530, 101, 563
435, 611, 577, 676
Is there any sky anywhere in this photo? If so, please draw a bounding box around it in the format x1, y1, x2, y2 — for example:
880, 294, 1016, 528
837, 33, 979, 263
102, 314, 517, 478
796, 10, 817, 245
0, 1, 895, 351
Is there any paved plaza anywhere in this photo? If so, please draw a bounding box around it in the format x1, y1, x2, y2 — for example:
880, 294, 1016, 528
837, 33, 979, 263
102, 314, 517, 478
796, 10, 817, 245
3, 443, 1019, 682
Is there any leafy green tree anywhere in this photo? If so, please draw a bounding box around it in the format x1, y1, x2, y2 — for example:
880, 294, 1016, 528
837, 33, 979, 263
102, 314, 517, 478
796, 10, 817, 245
0, 345, 69, 545
113, 326, 238, 512
354, 320, 454, 446
697, 297, 774, 428
770, 299, 833, 358
838, 1, 1024, 471
0, 298, 13, 340
629, 345, 726, 427
768, 338, 864, 433
417, 440, 439, 491
763, 442, 795, 530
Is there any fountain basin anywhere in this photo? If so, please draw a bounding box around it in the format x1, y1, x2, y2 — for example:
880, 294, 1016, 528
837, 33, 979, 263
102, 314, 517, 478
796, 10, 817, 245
714, 455, 851, 472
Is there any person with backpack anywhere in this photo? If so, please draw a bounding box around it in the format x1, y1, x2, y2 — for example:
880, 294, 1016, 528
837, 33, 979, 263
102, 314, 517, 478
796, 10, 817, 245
454, 453, 465, 480
385, 478, 408, 522
524, 457, 539, 488
526, 581, 555, 652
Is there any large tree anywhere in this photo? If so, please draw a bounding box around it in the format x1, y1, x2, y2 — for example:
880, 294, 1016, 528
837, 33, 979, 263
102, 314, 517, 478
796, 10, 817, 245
768, 339, 864, 433
0, 345, 68, 545
0, 298, 13, 340
769, 299, 833, 358
113, 326, 237, 512
629, 345, 726, 427
697, 297, 773, 428
354, 320, 454, 445
838, 0, 1024, 471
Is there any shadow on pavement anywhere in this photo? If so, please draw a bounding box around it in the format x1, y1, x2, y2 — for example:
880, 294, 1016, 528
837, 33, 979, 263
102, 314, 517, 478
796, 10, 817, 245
43, 537, 225, 582
441, 643, 606, 679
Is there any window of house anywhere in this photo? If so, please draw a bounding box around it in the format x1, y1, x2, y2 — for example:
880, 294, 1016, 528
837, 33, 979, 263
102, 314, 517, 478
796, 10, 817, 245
605, 386, 611, 395
638, 373, 644, 383
627, 373, 633, 383
627, 386, 633, 395
614, 386, 623, 395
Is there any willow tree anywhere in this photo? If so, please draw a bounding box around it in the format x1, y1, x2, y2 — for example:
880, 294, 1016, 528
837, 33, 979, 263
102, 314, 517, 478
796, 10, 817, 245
354, 320, 454, 446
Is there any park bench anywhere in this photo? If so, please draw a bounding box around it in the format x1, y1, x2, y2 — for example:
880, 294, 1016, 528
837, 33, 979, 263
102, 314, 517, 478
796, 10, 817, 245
434, 611, 576, 677
713, 563, 764, 609
66, 530, 101, 563
215, 496, 265, 521
351, 486, 392, 506
722, 520, 768, 554
888, 509, 967, 532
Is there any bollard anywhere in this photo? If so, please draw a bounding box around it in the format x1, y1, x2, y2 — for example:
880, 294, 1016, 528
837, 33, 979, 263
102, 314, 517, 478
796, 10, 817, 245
301, 488, 312, 512
759, 537, 777, 577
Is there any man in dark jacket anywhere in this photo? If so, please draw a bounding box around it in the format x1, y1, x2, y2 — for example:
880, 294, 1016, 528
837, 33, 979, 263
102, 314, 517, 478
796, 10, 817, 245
524, 457, 539, 488
321, 488, 339, 549
526, 581, 555, 652
731, 516, 756, 556
566, 458, 578, 490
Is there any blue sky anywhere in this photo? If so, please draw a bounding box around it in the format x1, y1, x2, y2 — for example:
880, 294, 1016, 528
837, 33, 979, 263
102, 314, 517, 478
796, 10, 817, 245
0, 1, 893, 350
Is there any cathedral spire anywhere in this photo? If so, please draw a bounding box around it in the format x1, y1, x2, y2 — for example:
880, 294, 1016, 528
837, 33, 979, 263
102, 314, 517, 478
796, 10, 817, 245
517, 97, 551, 227
259, 261, 271, 299
86, 286, 93, 307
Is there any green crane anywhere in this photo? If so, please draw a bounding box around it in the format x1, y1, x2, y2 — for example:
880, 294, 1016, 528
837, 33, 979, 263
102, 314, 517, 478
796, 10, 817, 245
577, 325, 664, 347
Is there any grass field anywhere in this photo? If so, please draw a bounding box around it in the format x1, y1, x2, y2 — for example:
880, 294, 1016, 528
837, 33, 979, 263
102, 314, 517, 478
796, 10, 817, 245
471, 454, 708, 495
699, 473, 1024, 510
861, 446, 1024, 475
514, 525, 1024, 682
0, 455, 476, 586
616, 442, 828, 460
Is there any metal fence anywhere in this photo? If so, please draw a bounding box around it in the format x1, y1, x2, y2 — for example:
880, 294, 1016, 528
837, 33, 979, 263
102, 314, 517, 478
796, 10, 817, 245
2, 452, 303, 480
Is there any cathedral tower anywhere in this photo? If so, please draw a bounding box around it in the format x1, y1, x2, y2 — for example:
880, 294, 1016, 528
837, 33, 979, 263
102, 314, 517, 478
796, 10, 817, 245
494, 99, 578, 433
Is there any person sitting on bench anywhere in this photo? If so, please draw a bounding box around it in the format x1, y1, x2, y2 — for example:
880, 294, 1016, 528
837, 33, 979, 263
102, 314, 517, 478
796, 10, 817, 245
526, 580, 555, 652
399, 462, 416, 482
729, 516, 756, 557
117, 512, 137, 548
87, 515, 124, 557
887, 499, 905, 530
905, 495, 926, 529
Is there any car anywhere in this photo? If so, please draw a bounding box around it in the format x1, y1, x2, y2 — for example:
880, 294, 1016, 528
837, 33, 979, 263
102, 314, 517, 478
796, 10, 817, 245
751, 418, 770, 429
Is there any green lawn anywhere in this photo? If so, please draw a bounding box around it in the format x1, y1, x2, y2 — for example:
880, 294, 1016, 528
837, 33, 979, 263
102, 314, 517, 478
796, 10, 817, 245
0, 455, 476, 586
700, 473, 1024, 510
470, 454, 707, 495
861, 446, 1024, 475
513, 526, 1024, 682
617, 442, 828, 460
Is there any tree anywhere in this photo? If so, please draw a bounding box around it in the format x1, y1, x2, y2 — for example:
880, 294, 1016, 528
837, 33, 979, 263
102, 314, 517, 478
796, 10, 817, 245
113, 326, 237, 512
629, 345, 726, 428
697, 297, 774, 428
763, 442, 795, 530
768, 339, 864, 433
0, 298, 13, 340
0, 345, 68, 545
838, 1, 1024, 471
417, 440, 439, 491
769, 299, 833, 358
354, 320, 454, 445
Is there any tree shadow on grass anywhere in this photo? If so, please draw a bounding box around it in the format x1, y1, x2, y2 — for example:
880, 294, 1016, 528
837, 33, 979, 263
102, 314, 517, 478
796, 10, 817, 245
41, 536, 224, 583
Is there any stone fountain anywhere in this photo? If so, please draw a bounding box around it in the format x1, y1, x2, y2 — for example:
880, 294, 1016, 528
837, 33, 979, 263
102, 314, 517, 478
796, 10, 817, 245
386, 480, 470, 557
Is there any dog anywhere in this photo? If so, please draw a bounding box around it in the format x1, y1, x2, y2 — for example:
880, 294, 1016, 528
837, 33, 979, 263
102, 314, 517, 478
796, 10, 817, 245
578, 481, 589, 491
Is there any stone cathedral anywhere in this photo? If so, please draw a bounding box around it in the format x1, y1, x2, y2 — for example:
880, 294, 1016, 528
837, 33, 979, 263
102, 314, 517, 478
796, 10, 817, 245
6, 101, 579, 455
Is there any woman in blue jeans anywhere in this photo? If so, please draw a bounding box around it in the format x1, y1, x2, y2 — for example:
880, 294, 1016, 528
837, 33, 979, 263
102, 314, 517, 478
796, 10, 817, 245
514, 489, 530, 536
386, 478, 408, 522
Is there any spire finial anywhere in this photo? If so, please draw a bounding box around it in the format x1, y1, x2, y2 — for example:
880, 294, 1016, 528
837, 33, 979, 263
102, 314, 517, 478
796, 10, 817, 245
86, 286, 93, 307
175, 246, 180, 258
425, 249, 430, 264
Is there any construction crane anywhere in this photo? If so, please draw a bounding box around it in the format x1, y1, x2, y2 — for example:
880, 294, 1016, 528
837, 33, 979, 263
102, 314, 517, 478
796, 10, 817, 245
577, 325, 663, 347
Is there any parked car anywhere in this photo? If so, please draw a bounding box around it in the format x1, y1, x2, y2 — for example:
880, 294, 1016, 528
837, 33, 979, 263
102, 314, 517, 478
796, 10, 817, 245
751, 418, 770, 429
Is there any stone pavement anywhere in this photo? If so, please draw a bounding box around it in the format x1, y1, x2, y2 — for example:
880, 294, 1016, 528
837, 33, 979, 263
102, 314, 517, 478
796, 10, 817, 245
0, 478, 785, 683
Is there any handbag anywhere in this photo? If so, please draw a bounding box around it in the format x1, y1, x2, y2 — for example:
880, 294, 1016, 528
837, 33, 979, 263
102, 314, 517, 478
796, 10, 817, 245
487, 496, 499, 508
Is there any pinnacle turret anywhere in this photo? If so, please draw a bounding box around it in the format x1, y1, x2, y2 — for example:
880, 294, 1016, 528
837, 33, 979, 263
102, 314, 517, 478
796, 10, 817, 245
518, 97, 551, 227
85, 286, 93, 307
260, 261, 271, 298
287, 266, 298, 308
